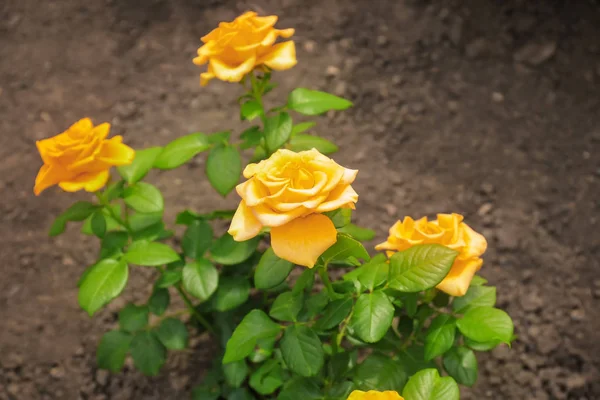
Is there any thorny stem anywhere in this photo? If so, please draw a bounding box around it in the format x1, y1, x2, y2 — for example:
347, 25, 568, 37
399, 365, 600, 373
336, 307, 354, 348
318, 265, 341, 300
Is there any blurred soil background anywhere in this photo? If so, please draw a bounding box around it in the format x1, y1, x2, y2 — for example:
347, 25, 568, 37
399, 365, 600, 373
1, 0, 599, 398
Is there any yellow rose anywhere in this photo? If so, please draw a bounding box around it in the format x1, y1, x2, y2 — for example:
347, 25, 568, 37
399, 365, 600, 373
375, 213, 487, 296
228, 149, 358, 267
193, 11, 297, 86
34, 118, 135, 195
347, 390, 404, 400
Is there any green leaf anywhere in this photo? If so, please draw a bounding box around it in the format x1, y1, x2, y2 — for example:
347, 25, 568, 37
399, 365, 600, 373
155, 318, 188, 350
78, 259, 128, 316
50, 201, 99, 236
254, 248, 294, 289
396, 346, 437, 376
96, 330, 132, 372
241, 100, 263, 121
207, 130, 231, 144
278, 377, 321, 400
99, 231, 129, 259
249, 336, 277, 364
320, 233, 370, 266
424, 315, 456, 361
264, 112, 292, 151
182, 259, 218, 301
156, 269, 182, 288
358, 262, 389, 291
251, 145, 267, 162
123, 241, 180, 266
104, 180, 125, 201
249, 359, 283, 395
292, 268, 316, 295
323, 208, 352, 228
206, 144, 242, 196
287, 88, 353, 116
118, 147, 162, 183
119, 304, 149, 332
353, 354, 407, 392
269, 291, 303, 322
240, 126, 263, 149
338, 223, 376, 241
314, 298, 353, 331
130, 331, 166, 376
148, 288, 170, 316
328, 351, 357, 382
182, 220, 213, 259
443, 347, 478, 386
82, 205, 121, 236
402, 369, 459, 400
224, 360, 249, 388
154, 133, 210, 170
452, 285, 496, 314
192, 386, 220, 400
470, 275, 488, 286
349, 291, 394, 343
223, 310, 282, 363
227, 388, 255, 400
291, 121, 316, 136
388, 244, 458, 292
210, 234, 259, 265
298, 291, 329, 321
90, 211, 107, 238
124, 182, 164, 214
456, 306, 514, 344
289, 135, 338, 154
280, 325, 324, 377
464, 337, 500, 351
214, 277, 251, 311
329, 381, 355, 399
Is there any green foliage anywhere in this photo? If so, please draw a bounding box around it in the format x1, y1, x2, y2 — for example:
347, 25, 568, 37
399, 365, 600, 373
154, 133, 210, 170
47, 65, 516, 396
287, 88, 353, 115
206, 144, 242, 196
388, 244, 458, 292
78, 259, 128, 316
402, 369, 460, 400
50, 201, 99, 236
118, 147, 162, 183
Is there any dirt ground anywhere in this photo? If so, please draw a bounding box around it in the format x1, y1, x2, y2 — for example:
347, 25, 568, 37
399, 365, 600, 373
1, 0, 599, 399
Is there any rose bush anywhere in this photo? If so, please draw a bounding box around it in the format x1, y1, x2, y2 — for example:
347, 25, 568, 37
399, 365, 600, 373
37, 10, 515, 400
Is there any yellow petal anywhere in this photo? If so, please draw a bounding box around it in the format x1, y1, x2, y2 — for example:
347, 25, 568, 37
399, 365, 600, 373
315, 184, 358, 212
67, 118, 94, 137
348, 390, 405, 400
436, 258, 483, 297
259, 41, 297, 70
58, 170, 110, 193
251, 202, 308, 227
228, 200, 263, 241
34, 164, 69, 195
270, 213, 337, 268
460, 223, 488, 259
236, 179, 269, 206
96, 136, 135, 166
91, 122, 111, 140
210, 55, 256, 83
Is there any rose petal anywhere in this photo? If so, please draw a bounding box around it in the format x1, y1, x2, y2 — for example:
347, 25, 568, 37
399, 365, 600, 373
96, 136, 136, 166
209, 55, 257, 83
259, 41, 297, 71
270, 213, 337, 268
228, 200, 263, 241
314, 184, 358, 212
34, 164, 70, 195
436, 257, 483, 297
460, 222, 488, 259
58, 170, 110, 193
251, 202, 309, 227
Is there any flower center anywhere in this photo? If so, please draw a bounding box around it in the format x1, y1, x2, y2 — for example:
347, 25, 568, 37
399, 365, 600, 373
290, 168, 314, 189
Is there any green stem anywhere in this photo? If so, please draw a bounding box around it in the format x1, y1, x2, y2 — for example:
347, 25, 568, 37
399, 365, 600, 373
175, 284, 216, 335
318, 265, 340, 300
95, 192, 133, 234
336, 308, 354, 348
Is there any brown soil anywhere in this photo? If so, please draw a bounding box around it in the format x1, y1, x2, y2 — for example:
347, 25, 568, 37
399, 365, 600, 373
1, 0, 599, 399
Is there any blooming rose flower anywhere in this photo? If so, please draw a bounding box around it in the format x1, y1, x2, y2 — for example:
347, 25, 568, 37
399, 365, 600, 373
347, 390, 404, 400
193, 11, 297, 86
376, 213, 487, 296
228, 149, 358, 267
34, 118, 135, 195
